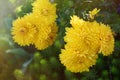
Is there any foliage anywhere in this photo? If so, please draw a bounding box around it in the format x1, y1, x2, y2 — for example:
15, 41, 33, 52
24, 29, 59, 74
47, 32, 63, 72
0, 0, 120, 80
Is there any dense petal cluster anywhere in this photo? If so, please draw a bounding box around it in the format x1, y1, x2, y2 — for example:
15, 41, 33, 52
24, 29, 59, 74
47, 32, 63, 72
11, 0, 58, 50
32, 0, 57, 25
11, 14, 36, 46
98, 24, 114, 56
34, 23, 58, 50
59, 15, 114, 73
60, 44, 98, 73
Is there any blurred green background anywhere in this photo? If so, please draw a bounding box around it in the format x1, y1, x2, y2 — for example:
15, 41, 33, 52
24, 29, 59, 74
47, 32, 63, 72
0, 0, 120, 80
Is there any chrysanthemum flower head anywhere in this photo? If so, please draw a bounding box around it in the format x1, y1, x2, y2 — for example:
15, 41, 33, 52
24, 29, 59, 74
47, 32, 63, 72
34, 23, 58, 50
60, 44, 98, 73
60, 16, 100, 73
59, 15, 114, 73
89, 21, 114, 56
65, 19, 100, 53
32, 0, 57, 25
11, 14, 36, 46
11, 0, 58, 50
98, 23, 114, 56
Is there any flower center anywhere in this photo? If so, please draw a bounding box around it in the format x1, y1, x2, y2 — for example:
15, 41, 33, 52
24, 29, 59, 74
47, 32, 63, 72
20, 28, 26, 34
41, 9, 49, 16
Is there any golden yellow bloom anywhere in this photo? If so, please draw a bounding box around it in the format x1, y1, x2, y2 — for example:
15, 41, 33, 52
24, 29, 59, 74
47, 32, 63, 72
11, 0, 58, 50
60, 44, 98, 73
60, 16, 99, 73
65, 20, 100, 53
98, 23, 114, 56
59, 15, 114, 73
69, 16, 114, 55
34, 23, 58, 50
11, 14, 36, 46
89, 21, 114, 56
32, 0, 57, 25
89, 8, 100, 19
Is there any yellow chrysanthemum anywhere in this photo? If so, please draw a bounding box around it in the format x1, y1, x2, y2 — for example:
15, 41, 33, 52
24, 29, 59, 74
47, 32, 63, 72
34, 23, 58, 50
60, 44, 98, 73
89, 21, 114, 55
65, 18, 100, 52
98, 23, 114, 56
60, 17, 99, 73
11, 0, 58, 50
32, 0, 57, 25
69, 16, 114, 55
59, 15, 114, 73
11, 14, 36, 46
89, 8, 100, 19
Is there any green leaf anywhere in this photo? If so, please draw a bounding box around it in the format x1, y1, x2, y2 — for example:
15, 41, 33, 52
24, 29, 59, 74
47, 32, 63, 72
0, 34, 13, 52
3, 17, 14, 33
6, 48, 29, 58
22, 57, 33, 72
